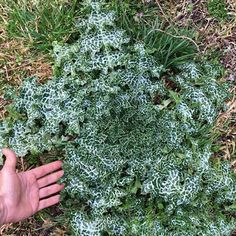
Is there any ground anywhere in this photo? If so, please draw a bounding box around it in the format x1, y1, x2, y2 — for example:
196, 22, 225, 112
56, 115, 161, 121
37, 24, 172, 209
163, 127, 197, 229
0, 0, 235, 235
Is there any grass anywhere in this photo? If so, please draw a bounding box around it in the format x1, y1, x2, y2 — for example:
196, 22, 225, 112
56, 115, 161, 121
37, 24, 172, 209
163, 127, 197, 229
0, 0, 199, 70
207, 0, 229, 21
0, 0, 235, 235
1, 0, 79, 52
110, 0, 198, 68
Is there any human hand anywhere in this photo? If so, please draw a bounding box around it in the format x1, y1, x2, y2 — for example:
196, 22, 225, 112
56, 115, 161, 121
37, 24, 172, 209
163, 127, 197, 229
0, 148, 64, 225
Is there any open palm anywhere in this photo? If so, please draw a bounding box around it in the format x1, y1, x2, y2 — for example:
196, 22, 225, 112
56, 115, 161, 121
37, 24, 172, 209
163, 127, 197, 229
0, 148, 64, 225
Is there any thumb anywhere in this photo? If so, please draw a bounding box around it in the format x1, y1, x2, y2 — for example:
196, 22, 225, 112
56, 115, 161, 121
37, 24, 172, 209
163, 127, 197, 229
2, 148, 17, 172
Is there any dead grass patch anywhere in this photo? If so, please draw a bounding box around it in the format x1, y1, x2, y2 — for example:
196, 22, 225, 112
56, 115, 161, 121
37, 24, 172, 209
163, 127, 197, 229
0, 37, 52, 120
214, 86, 236, 162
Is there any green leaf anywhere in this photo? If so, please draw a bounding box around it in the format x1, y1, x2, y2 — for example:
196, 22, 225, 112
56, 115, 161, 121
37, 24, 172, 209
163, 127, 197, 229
169, 90, 181, 104
131, 177, 142, 194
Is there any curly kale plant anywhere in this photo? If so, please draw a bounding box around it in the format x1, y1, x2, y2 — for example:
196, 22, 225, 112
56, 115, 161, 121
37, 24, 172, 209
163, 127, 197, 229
0, 1, 235, 235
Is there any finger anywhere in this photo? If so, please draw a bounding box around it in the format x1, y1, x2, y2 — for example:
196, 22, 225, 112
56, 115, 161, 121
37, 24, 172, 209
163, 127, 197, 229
39, 183, 64, 199
28, 160, 63, 179
37, 170, 64, 188
38, 195, 60, 211
2, 148, 17, 172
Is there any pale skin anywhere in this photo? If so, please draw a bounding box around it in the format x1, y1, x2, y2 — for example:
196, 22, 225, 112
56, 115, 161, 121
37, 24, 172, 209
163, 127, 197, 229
0, 148, 64, 225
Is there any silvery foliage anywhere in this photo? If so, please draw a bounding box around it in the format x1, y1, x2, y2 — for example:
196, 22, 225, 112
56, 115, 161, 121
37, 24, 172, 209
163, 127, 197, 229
0, 0, 234, 235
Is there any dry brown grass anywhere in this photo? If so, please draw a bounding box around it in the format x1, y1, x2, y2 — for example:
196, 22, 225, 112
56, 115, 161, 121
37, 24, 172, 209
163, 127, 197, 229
0, 40, 52, 84
214, 86, 236, 163
156, 0, 236, 72
0, 216, 68, 236
0, 34, 52, 120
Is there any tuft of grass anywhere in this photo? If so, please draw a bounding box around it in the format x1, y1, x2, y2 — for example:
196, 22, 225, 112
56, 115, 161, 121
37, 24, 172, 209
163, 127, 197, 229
1, 0, 79, 52
109, 0, 198, 69
207, 0, 229, 21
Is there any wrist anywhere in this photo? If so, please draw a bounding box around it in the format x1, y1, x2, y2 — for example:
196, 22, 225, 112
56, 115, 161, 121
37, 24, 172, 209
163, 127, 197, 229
0, 198, 7, 225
